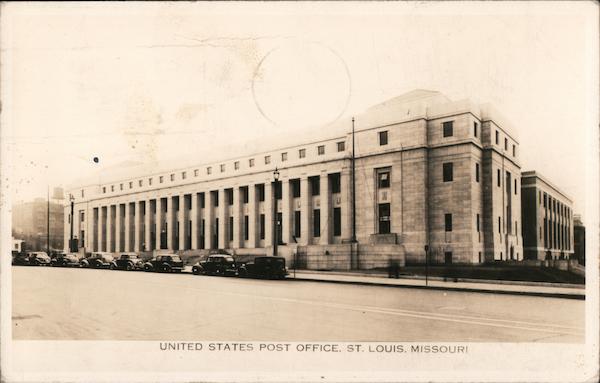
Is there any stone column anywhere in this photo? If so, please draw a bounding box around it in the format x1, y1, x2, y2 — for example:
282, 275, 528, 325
178, 195, 186, 250
264, 181, 274, 248
320, 173, 331, 245
166, 197, 174, 250
300, 177, 311, 245
205, 192, 214, 249
115, 204, 122, 252
233, 187, 243, 249
134, 201, 141, 252
98, 206, 104, 252
106, 205, 113, 252
247, 185, 258, 248
144, 200, 151, 252
218, 189, 227, 249
124, 203, 130, 251
89, 207, 96, 252
281, 179, 293, 245
155, 198, 162, 250
190, 193, 198, 249
340, 169, 352, 241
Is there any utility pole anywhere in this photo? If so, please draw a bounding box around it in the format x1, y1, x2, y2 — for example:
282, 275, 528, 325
351, 117, 358, 269
69, 194, 75, 252
273, 167, 280, 257
47, 185, 50, 255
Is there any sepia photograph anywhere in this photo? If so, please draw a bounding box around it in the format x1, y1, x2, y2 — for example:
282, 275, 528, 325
1, 1, 598, 382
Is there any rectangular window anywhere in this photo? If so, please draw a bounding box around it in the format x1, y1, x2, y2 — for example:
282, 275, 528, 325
497, 169, 501, 187
81, 189, 85, 198
378, 203, 391, 234
475, 163, 480, 182
244, 215, 249, 241
317, 145, 325, 155
498, 217, 501, 234
229, 217, 234, 241
120, 183, 123, 190
281, 152, 287, 162
234, 161, 239, 170
543, 193, 547, 208
129, 182, 133, 189
170, 174, 174, 181
331, 173, 341, 193
294, 211, 301, 238
474, 122, 478, 137
514, 179, 518, 195
80, 211, 85, 222
249, 158, 255, 167
378, 170, 390, 188
310, 176, 320, 196
504, 138, 508, 150
207, 167, 212, 175
242, 186, 249, 203
445, 213, 452, 232
159, 176, 163, 183
259, 214, 265, 240
379, 130, 388, 145
264, 155, 271, 164
258, 184, 265, 202
220, 164, 225, 172
512, 145, 516, 157
443, 163, 453, 182
111, 185, 114, 192
213, 191, 219, 207
495, 131, 499, 145
333, 207, 341, 236
149, 178, 153, 185
476, 214, 480, 232
443, 121, 454, 137
182, 171, 186, 179
200, 193, 205, 208
313, 209, 321, 237
194, 169, 198, 177
337, 141, 345, 152
299, 149, 306, 158
227, 189, 233, 205
292, 179, 301, 198
138, 180, 143, 187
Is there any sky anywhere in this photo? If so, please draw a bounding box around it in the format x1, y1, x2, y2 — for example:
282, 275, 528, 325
2, 2, 598, 221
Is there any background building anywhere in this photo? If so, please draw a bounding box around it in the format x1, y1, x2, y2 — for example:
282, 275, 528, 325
521, 171, 574, 260
12, 195, 64, 252
65, 90, 523, 269
573, 214, 585, 265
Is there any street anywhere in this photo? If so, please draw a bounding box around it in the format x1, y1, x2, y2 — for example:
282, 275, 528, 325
12, 267, 584, 342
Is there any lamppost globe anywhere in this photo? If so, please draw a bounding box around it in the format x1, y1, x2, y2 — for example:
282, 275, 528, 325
273, 167, 280, 181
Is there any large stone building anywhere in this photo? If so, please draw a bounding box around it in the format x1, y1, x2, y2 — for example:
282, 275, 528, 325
521, 171, 574, 260
12, 197, 64, 251
64, 90, 523, 269
573, 214, 585, 265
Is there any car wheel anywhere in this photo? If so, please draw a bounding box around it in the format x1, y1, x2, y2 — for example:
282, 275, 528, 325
109, 263, 116, 270
161, 265, 171, 273
192, 267, 199, 275
144, 264, 152, 272
126, 263, 133, 271
239, 268, 247, 278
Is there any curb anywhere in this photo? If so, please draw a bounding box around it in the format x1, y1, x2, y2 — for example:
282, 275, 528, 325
287, 276, 585, 300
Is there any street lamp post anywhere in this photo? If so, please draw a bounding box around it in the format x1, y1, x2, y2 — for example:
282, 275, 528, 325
69, 194, 75, 252
424, 245, 429, 287
273, 167, 280, 257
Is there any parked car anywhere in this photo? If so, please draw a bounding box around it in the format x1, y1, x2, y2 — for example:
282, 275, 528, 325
110, 252, 144, 271
12, 252, 31, 266
80, 252, 114, 269
26, 252, 52, 266
238, 256, 288, 279
143, 254, 184, 273
51, 253, 80, 267
192, 254, 238, 276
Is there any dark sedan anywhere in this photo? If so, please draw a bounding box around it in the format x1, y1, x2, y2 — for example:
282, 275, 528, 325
238, 256, 288, 279
26, 252, 52, 266
51, 253, 80, 267
143, 254, 184, 273
110, 253, 145, 271
80, 252, 114, 269
192, 254, 238, 276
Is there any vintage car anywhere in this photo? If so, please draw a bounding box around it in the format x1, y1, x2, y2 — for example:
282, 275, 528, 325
192, 254, 238, 276
80, 252, 114, 269
26, 251, 52, 266
238, 256, 288, 279
110, 252, 144, 271
51, 252, 80, 267
143, 254, 184, 273
12, 252, 31, 266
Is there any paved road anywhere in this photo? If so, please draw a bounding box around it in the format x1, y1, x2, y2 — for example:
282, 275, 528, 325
12, 266, 584, 342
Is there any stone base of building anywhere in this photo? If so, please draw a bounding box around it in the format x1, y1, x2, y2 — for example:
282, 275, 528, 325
524, 248, 575, 261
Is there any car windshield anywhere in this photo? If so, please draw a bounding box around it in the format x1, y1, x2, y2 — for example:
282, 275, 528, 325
171, 256, 181, 262
225, 257, 234, 262
103, 255, 114, 261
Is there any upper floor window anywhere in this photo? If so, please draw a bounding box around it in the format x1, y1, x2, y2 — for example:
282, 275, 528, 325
249, 158, 255, 167
377, 170, 390, 188
257, 184, 265, 202
220, 164, 225, 173
281, 152, 287, 162
443, 163, 453, 182
497, 169, 501, 187
337, 141, 345, 152
207, 167, 212, 175
181, 171, 186, 179
443, 121, 453, 137
129, 181, 133, 189
299, 149, 306, 158
514, 179, 518, 195
120, 183, 123, 190
379, 131, 388, 145
149, 178, 153, 185
102, 187, 106, 194
310, 176, 320, 196
138, 180, 143, 187
292, 179, 301, 198
512, 145, 516, 157
495, 131, 499, 145
474, 122, 478, 138
445, 213, 453, 232
504, 138, 508, 150
475, 163, 480, 183
194, 169, 199, 177
111, 185, 114, 192
331, 173, 341, 193
234, 161, 240, 170
264, 155, 271, 164
159, 176, 163, 183
81, 189, 85, 198
317, 145, 325, 155
170, 174, 175, 181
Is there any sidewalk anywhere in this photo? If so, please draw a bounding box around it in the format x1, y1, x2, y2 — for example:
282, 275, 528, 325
287, 269, 585, 300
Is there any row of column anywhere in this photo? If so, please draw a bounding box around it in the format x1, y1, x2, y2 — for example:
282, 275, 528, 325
89, 171, 351, 253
